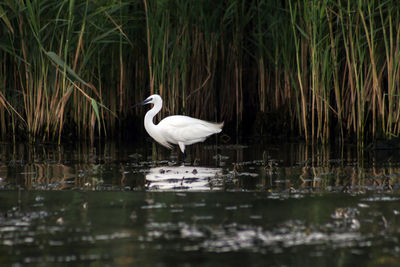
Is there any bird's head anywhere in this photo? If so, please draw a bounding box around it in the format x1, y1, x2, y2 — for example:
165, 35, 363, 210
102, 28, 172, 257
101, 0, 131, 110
132, 94, 162, 108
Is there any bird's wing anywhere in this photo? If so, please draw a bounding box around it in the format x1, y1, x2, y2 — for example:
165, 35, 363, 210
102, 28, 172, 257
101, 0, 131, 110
158, 116, 223, 145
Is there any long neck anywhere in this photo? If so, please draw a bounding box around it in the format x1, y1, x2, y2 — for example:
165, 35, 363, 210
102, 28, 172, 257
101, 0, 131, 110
144, 100, 162, 134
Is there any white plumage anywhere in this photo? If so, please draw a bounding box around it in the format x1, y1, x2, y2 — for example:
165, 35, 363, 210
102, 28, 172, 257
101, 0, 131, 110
136, 94, 223, 153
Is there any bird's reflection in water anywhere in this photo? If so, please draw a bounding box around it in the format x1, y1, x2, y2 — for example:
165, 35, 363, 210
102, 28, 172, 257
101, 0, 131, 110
145, 166, 223, 190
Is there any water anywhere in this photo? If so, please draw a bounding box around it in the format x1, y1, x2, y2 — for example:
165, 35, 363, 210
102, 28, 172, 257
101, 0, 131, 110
0, 141, 400, 266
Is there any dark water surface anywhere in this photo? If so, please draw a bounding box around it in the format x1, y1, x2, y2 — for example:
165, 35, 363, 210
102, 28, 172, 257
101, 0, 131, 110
1, 141, 400, 266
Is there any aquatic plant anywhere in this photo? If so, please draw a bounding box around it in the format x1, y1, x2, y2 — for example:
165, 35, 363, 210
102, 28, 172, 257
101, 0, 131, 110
1, 0, 400, 144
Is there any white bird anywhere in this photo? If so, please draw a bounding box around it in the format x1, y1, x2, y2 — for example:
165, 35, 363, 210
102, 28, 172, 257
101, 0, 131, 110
134, 94, 223, 153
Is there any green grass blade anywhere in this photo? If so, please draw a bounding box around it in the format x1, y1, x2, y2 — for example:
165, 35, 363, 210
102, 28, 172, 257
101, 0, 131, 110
91, 98, 101, 133
45, 51, 89, 87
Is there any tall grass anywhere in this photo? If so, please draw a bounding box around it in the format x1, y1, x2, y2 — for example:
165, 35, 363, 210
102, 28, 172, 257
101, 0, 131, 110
1, 0, 400, 144
282, 0, 400, 144
0, 0, 141, 143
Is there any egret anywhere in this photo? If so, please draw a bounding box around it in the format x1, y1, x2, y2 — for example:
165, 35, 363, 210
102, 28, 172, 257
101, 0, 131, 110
134, 94, 223, 154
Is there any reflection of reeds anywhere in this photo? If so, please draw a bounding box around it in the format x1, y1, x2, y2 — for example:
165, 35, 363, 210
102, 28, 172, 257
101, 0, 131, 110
1, 1, 400, 143
1, 141, 400, 192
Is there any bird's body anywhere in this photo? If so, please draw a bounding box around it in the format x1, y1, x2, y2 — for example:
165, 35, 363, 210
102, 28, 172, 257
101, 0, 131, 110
136, 94, 223, 153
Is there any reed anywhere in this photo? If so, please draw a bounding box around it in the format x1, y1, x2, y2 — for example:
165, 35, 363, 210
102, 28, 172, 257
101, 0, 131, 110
286, 0, 400, 143
0, 0, 140, 142
1, 0, 400, 144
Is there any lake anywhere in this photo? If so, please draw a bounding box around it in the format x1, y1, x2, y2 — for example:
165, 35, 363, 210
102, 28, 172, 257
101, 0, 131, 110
0, 140, 399, 266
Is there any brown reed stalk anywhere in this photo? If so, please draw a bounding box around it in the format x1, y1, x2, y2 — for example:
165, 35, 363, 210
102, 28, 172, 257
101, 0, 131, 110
1, 0, 400, 144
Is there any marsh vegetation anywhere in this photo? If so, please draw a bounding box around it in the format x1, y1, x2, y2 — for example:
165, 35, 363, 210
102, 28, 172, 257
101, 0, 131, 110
1, 0, 400, 144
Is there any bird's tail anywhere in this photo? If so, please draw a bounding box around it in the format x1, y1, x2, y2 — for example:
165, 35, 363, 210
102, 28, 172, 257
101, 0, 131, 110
216, 121, 224, 132
205, 121, 224, 133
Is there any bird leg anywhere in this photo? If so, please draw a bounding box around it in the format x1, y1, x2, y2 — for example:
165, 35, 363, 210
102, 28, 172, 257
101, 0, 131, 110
182, 151, 187, 166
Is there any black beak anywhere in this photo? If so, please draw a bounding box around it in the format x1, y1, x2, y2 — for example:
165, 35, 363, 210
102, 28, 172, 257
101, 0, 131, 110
132, 97, 152, 108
